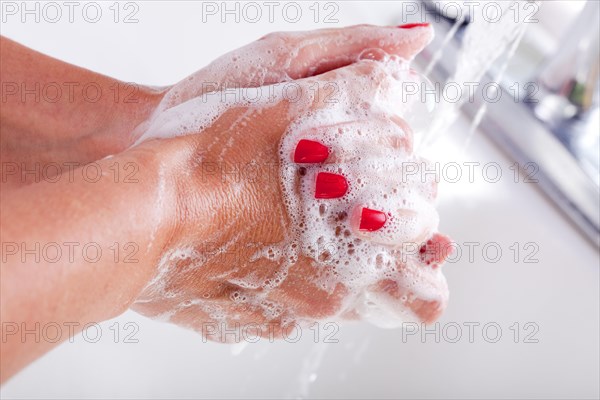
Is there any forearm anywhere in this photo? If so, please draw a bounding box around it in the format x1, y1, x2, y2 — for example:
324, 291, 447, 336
0, 36, 165, 186
0, 142, 179, 382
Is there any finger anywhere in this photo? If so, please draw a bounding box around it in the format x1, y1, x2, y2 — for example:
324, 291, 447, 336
372, 277, 448, 324
166, 24, 432, 108
212, 23, 432, 85
365, 253, 450, 325
267, 256, 348, 319
273, 23, 433, 80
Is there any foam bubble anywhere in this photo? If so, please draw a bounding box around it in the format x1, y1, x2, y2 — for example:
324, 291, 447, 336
275, 57, 447, 325
133, 55, 448, 331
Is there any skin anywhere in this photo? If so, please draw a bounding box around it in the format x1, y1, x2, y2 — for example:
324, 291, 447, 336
0, 24, 449, 383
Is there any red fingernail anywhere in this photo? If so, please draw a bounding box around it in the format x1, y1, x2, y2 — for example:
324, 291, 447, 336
419, 233, 453, 267
315, 172, 348, 199
398, 23, 430, 29
359, 208, 387, 231
294, 140, 330, 163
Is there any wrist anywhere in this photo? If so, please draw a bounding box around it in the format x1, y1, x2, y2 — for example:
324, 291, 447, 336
125, 134, 193, 256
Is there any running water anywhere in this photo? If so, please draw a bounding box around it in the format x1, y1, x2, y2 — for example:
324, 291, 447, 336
419, 0, 533, 150
288, 341, 329, 399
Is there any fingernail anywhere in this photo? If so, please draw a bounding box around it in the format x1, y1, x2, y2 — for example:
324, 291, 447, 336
419, 233, 452, 267
359, 208, 387, 231
315, 172, 348, 199
398, 23, 430, 29
294, 140, 330, 163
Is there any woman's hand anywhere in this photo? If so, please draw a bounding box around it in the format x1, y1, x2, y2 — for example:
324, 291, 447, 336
129, 24, 451, 340
131, 24, 435, 142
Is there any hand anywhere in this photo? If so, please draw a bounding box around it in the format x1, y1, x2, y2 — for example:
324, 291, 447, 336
130, 24, 452, 340
131, 24, 435, 142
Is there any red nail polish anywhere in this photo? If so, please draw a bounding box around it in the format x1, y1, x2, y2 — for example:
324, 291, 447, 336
315, 172, 348, 199
294, 140, 330, 163
359, 208, 387, 231
398, 23, 430, 29
419, 233, 452, 267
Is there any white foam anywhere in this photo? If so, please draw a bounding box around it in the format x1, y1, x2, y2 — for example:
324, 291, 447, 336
133, 55, 449, 332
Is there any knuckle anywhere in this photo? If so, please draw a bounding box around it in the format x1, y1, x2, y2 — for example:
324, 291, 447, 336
259, 31, 296, 46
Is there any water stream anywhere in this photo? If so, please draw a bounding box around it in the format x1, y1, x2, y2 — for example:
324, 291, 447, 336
420, 0, 533, 150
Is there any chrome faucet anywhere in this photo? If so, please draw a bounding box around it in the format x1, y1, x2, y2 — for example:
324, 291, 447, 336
408, 0, 600, 247
534, 0, 599, 119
